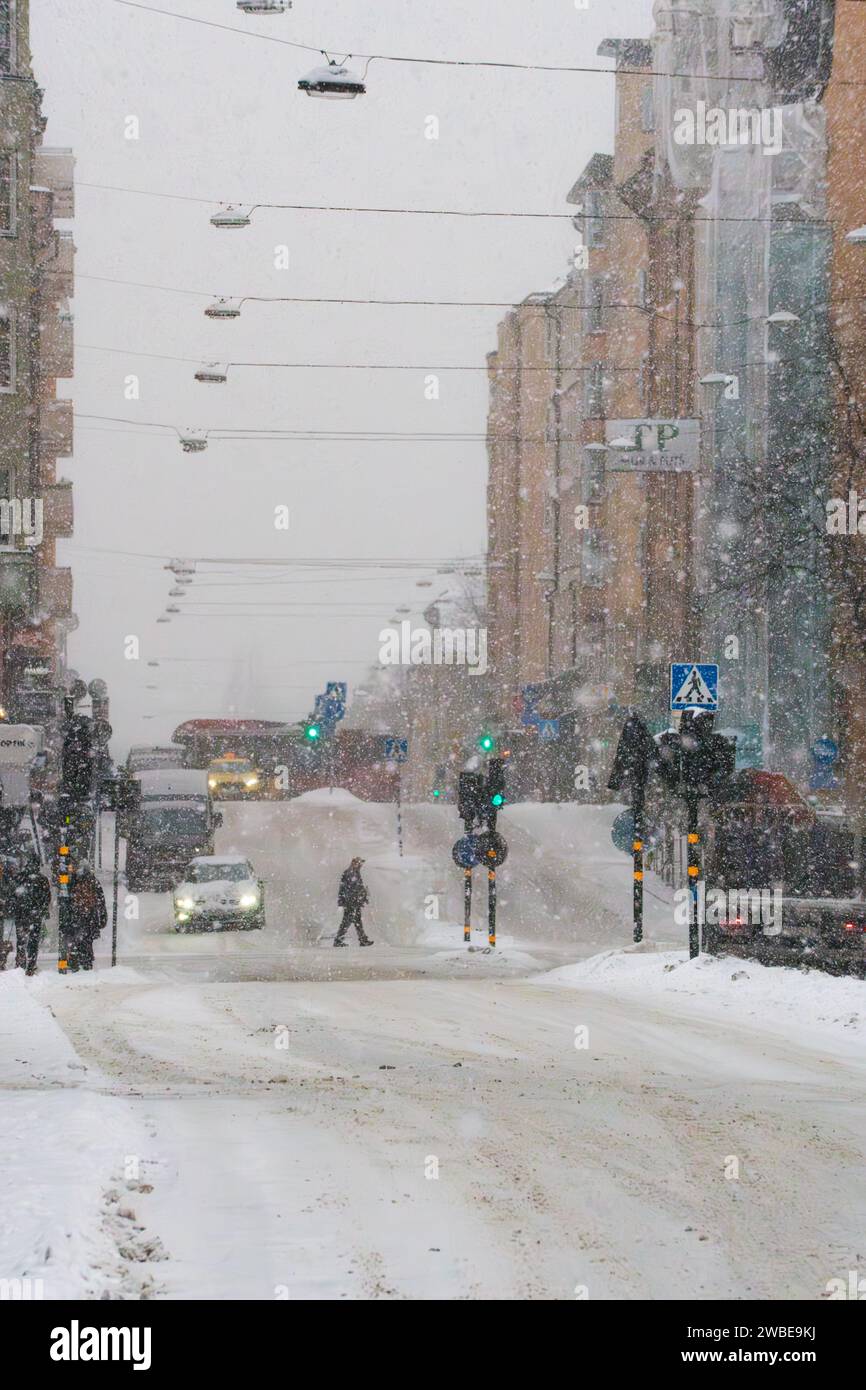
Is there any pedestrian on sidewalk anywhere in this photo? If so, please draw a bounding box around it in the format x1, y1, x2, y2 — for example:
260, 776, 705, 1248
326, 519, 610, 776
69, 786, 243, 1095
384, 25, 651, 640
67, 861, 107, 972
11, 853, 51, 976
334, 857, 373, 947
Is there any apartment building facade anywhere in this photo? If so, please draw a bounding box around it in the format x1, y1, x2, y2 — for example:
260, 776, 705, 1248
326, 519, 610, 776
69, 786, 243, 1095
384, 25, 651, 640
0, 0, 75, 727
486, 37, 698, 795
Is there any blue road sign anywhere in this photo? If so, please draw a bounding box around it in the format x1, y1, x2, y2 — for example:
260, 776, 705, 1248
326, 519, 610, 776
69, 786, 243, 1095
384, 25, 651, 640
326, 682, 347, 713
452, 835, 481, 869
610, 809, 635, 855
809, 736, 839, 791
521, 684, 542, 727
537, 718, 560, 742
384, 737, 409, 763
670, 662, 719, 712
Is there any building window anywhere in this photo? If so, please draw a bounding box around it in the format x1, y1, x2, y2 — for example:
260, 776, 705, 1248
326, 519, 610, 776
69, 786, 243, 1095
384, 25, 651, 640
641, 84, 655, 133
0, 311, 15, 391
0, 2, 14, 76
586, 276, 605, 333
584, 190, 605, 248
585, 361, 605, 418
581, 530, 605, 588
582, 447, 606, 504
0, 154, 14, 233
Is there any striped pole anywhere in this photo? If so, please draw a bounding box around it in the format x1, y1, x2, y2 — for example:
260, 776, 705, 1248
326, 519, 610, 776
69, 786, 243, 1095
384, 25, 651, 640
487, 855, 496, 949
463, 867, 472, 943
632, 786, 645, 944
687, 796, 701, 959
57, 820, 71, 974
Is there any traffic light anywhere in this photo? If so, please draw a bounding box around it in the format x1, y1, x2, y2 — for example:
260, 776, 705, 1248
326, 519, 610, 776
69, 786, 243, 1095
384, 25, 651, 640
61, 715, 94, 802
679, 712, 735, 793
477, 731, 496, 755
608, 713, 656, 792
303, 721, 321, 743
458, 772, 485, 827
487, 756, 506, 809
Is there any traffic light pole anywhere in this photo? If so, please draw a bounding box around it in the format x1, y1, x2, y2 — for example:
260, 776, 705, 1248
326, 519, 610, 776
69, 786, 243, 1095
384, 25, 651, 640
486, 806, 497, 949
111, 811, 120, 969
632, 783, 645, 945
686, 793, 701, 960
463, 866, 472, 944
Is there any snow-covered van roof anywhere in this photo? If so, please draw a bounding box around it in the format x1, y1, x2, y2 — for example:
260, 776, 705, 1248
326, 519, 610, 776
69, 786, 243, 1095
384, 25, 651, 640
135, 769, 210, 800
186, 855, 250, 866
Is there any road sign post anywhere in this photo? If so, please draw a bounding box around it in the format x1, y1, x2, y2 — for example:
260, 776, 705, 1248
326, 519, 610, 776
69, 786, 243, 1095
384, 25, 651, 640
384, 737, 408, 856
608, 713, 656, 945
670, 662, 719, 713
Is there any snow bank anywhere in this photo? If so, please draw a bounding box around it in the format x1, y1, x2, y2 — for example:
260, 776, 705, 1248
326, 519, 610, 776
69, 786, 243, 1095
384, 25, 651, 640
290, 787, 364, 806
533, 947, 866, 1051
0, 972, 153, 1298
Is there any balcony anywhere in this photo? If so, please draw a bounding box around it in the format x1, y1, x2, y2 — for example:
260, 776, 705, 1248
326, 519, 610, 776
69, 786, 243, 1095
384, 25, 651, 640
40, 308, 73, 379
39, 399, 73, 457
31, 148, 75, 220
37, 565, 73, 618
0, 548, 36, 616
41, 480, 73, 539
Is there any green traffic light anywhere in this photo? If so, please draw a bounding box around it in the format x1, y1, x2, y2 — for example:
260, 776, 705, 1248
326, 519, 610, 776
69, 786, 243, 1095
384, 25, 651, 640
478, 732, 495, 753
432, 788, 441, 798
305, 723, 321, 742
490, 792, 504, 807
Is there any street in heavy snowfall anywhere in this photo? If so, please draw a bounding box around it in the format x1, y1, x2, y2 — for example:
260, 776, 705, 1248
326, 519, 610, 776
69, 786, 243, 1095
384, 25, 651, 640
2, 0, 866, 1322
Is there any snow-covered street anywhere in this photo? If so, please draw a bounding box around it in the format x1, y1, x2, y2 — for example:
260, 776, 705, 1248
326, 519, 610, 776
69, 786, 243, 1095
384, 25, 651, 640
4, 799, 866, 1301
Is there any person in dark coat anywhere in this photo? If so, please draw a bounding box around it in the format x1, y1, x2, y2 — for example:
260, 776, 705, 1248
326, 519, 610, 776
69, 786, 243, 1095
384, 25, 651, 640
334, 857, 373, 946
12, 854, 52, 976
67, 861, 107, 972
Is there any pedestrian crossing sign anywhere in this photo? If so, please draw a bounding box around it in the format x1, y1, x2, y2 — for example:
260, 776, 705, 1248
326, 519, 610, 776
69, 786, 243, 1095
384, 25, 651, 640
670, 662, 719, 712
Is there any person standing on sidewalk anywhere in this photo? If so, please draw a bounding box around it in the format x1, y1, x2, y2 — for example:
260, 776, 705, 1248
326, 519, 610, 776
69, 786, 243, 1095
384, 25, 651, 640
12, 854, 52, 976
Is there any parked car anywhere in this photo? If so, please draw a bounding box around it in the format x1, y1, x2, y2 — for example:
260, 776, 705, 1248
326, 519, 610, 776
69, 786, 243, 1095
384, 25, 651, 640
172, 855, 265, 932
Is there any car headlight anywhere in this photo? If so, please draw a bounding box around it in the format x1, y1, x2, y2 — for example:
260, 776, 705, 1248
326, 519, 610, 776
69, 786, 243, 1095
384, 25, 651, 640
239, 893, 259, 909
208, 777, 217, 788
244, 777, 258, 787
177, 912, 190, 922
175, 896, 195, 910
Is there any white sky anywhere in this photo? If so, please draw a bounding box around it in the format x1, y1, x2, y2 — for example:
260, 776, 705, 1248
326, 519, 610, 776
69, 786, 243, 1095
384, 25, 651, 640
31, 0, 654, 752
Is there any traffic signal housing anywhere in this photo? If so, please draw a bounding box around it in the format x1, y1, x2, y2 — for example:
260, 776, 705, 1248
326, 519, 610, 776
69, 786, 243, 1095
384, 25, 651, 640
486, 756, 506, 810
458, 771, 485, 827
477, 731, 497, 755
61, 715, 95, 802
303, 721, 322, 744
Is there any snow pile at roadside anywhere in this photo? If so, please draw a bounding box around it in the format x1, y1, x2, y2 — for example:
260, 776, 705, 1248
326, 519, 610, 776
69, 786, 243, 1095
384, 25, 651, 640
532, 947, 866, 1049
0, 972, 155, 1298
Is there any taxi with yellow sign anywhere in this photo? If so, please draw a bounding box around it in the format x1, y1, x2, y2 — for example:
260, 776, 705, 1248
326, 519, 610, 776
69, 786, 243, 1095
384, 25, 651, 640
206, 753, 262, 800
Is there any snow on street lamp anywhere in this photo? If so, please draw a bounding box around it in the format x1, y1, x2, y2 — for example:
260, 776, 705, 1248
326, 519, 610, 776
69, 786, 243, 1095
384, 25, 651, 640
237, 1, 290, 14
157, 616, 170, 624
700, 372, 731, 387
767, 310, 800, 325
845, 225, 866, 244
298, 58, 366, 99
210, 205, 253, 229
179, 430, 208, 453
205, 297, 242, 320
194, 363, 228, 385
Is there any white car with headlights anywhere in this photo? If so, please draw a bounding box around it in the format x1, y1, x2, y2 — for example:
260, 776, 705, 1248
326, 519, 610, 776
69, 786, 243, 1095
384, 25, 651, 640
173, 855, 265, 932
